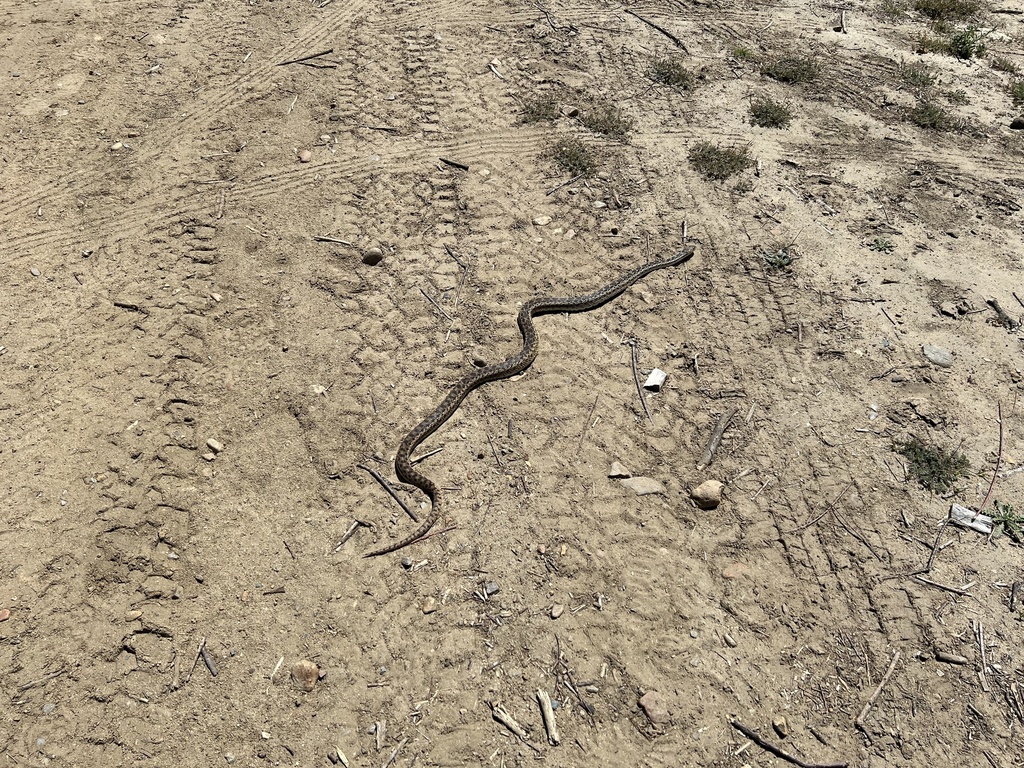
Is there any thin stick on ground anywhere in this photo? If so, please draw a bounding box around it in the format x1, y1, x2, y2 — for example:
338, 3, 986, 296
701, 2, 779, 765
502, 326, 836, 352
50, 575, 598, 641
977, 401, 1004, 515
577, 394, 600, 452
357, 463, 418, 522
546, 173, 585, 196
629, 341, 653, 423
419, 286, 452, 320
783, 482, 854, 534
697, 408, 736, 470
277, 48, 335, 66
855, 650, 901, 733
623, 8, 689, 52
731, 720, 848, 768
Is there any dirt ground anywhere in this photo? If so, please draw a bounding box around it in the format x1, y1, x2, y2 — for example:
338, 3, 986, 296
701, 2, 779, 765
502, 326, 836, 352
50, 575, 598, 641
3, 0, 1024, 766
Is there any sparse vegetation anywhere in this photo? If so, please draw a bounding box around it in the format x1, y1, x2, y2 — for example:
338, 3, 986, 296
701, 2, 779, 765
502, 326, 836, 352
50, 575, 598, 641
762, 56, 820, 84
868, 237, 896, 252
1010, 80, 1024, 104
580, 102, 634, 140
991, 55, 1019, 74
899, 60, 937, 89
519, 93, 561, 124
943, 88, 970, 104
731, 45, 756, 60
896, 436, 969, 493
880, 0, 909, 18
550, 137, 597, 177
760, 245, 797, 271
915, 33, 951, 54
688, 142, 755, 180
914, 0, 982, 22
948, 26, 987, 59
650, 57, 696, 90
908, 100, 964, 131
750, 96, 794, 128
991, 500, 1024, 543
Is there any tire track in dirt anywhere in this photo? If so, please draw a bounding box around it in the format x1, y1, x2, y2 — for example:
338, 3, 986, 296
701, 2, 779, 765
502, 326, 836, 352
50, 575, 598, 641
0, 0, 378, 225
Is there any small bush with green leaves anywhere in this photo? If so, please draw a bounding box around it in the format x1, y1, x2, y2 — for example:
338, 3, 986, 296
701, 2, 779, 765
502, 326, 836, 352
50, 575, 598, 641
867, 237, 896, 253
731, 46, 756, 60
762, 56, 820, 84
916, 33, 951, 54
908, 100, 964, 131
992, 500, 1024, 543
991, 55, 1019, 74
688, 142, 755, 180
650, 57, 696, 90
914, 0, 982, 21
580, 102, 634, 140
750, 96, 794, 128
1010, 80, 1024, 104
880, 0, 909, 18
948, 26, 987, 59
896, 437, 969, 493
899, 60, 936, 88
760, 245, 797, 271
550, 137, 597, 176
943, 88, 970, 104
520, 93, 561, 124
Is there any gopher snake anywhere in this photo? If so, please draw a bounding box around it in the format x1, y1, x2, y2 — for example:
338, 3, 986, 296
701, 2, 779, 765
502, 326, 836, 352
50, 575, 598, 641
364, 246, 696, 557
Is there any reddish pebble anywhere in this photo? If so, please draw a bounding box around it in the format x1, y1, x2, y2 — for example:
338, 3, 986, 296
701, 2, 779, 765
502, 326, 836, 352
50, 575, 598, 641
298, 149, 312, 163
0, 609, 10, 622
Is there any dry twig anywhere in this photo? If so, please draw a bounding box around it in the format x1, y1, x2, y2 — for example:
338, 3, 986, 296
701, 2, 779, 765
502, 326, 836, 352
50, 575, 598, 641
731, 720, 847, 768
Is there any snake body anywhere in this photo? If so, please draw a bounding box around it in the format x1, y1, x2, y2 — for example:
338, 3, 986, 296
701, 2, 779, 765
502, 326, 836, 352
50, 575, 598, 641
364, 246, 696, 557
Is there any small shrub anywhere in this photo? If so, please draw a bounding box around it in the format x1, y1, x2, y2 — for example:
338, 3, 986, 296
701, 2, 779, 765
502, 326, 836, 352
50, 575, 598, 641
992, 500, 1024, 542
750, 96, 794, 127
867, 237, 896, 252
948, 26, 987, 59
761, 245, 796, 271
688, 142, 754, 180
580, 102, 634, 140
896, 436, 969, 493
732, 46, 756, 60
908, 100, 963, 131
762, 56, 820, 84
650, 58, 696, 90
991, 55, 1019, 73
550, 137, 597, 176
899, 60, 936, 88
1010, 80, 1024, 104
520, 94, 561, 124
914, 0, 982, 21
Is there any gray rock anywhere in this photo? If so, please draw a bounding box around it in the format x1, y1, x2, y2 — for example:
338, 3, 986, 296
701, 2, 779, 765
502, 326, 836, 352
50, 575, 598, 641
608, 461, 631, 479
483, 581, 500, 597
691, 480, 724, 510
922, 343, 954, 368
620, 476, 665, 495
639, 691, 671, 724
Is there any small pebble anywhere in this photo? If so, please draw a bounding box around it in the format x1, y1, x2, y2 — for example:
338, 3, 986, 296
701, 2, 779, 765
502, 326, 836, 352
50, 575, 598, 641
1011, 117, 1024, 130
125, 610, 143, 621
30, 267, 41, 276
0, 609, 10, 622
483, 581, 500, 597
562, 105, 580, 117
298, 149, 313, 162
202, 452, 217, 462
689, 628, 699, 639
724, 632, 737, 647
290, 660, 320, 692
401, 557, 413, 569
772, 716, 789, 738
643, 369, 667, 391
110, 141, 123, 151
261, 731, 271, 740
608, 461, 631, 479
619, 476, 665, 495
224, 755, 235, 764
691, 480, 724, 510
328, 751, 340, 765
638, 691, 670, 724
206, 438, 224, 453
592, 200, 607, 209
550, 603, 564, 619
211, 292, 222, 302
422, 596, 438, 614
362, 246, 384, 266
922, 343, 954, 368
533, 215, 552, 226
42, 702, 56, 715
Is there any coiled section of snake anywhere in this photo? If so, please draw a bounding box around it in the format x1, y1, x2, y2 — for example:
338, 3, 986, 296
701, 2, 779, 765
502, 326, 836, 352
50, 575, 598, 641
363, 247, 696, 556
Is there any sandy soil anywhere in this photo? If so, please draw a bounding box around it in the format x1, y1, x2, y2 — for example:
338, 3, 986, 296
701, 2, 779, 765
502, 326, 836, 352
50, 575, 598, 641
3, 0, 1024, 766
